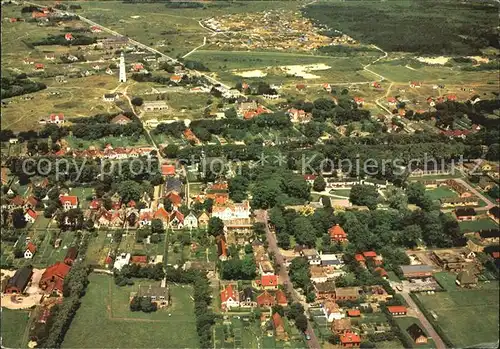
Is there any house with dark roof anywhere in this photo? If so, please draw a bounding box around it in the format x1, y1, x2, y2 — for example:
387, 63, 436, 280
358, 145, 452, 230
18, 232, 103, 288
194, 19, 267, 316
488, 206, 499, 223
64, 246, 78, 266
400, 265, 434, 278
406, 323, 427, 344
3, 266, 33, 294
239, 287, 256, 308
454, 207, 477, 221
164, 177, 183, 196
456, 267, 478, 288
136, 284, 169, 308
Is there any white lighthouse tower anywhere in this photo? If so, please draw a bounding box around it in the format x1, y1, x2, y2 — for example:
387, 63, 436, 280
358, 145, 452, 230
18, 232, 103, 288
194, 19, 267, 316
119, 52, 126, 83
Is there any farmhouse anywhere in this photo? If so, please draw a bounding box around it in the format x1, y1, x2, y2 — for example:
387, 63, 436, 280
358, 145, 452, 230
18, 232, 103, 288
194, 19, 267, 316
143, 101, 169, 112
136, 284, 169, 308
110, 114, 132, 125
3, 266, 33, 294
64, 247, 78, 266
39, 262, 71, 294
431, 250, 476, 272
387, 305, 407, 316
400, 265, 434, 278
48, 113, 65, 125
406, 324, 427, 344
454, 207, 477, 221
314, 281, 336, 301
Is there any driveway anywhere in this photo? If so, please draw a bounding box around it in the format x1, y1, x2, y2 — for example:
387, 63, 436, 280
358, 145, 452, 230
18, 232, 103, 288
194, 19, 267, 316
400, 292, 446, 349
254, 210, 321, 349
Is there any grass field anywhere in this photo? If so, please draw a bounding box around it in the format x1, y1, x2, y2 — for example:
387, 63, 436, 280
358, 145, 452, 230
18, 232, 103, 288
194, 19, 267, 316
416, 273, 499, 348
459, 218, 498, 233
425, 187, 458, 200
62, 273, 198, 348
0, 308, 31, 349
189, 50, 374, 85
394, 317, 436, 349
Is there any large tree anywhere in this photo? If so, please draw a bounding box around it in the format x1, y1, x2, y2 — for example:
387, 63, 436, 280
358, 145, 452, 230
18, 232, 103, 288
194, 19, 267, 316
207, 217, 224, 237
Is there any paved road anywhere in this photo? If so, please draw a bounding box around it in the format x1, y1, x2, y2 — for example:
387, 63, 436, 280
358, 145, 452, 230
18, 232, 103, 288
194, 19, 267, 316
254, 210, 321, 349
400, 292, 446, 349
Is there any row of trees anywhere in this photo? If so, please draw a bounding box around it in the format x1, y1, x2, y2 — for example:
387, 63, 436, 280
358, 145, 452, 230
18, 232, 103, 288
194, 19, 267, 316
1, 74, 47, 99
114, 263, 165, 286
32, 34, 96, 46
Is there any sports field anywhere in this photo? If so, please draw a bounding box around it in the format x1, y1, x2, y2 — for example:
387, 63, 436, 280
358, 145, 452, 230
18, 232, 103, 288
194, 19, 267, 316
62, 273, 198, 348
416, 273, 499, 348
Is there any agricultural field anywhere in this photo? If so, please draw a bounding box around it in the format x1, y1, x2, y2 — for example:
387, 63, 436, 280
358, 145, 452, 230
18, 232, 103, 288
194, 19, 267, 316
459, 218, 498, 233
62, 273, 198, 348
0, 308, 31, 349
416, 278, 499, 348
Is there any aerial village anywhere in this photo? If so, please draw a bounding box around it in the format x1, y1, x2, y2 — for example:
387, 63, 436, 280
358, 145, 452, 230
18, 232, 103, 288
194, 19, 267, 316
0, 1, 499, 349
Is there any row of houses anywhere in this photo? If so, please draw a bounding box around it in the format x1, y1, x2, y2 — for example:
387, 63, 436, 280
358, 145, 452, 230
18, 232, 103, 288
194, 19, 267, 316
220, 283, 288, 311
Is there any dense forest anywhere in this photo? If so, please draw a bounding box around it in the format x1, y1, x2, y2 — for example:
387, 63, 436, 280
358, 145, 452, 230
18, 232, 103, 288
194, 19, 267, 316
1, 74, 47, 100
303, 0, 499, 55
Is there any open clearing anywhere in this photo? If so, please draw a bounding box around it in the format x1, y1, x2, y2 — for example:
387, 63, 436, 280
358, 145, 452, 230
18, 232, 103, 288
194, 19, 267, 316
459, 218, 498, 233
425, 187, 458, 200
0, 308, 31, 349
62, 273, 198, 348
416, 273, 499, 348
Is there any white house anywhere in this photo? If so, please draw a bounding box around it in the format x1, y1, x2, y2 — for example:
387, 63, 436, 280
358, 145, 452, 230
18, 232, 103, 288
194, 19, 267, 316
24, 209, 37, 224
114, 253, 131, 271
212, 201, 251, 221
184, 212, 198, 229
220, 284, 240, 311
301, 249, 321, 265
24, 242, 36, 259
48, 113, 65, 125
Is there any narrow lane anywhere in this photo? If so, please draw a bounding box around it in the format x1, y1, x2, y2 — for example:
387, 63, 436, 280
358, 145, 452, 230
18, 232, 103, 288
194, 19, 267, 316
255, 209, 321, 349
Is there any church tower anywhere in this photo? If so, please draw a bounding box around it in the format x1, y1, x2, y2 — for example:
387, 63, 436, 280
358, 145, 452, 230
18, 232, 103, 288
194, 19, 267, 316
119, 52, 126, 83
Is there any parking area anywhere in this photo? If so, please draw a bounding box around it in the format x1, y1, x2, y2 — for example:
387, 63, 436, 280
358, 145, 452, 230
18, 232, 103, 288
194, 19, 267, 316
402, 277, 442, 292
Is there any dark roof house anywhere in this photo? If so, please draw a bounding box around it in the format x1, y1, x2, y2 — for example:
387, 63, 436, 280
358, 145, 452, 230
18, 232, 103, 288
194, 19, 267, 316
4, 266, 33, 294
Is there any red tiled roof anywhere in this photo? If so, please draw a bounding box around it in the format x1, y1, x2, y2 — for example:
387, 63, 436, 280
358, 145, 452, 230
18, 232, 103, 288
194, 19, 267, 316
59, 195, 78, 206
170, 75, 182, 82
362, 251, 377, 258
65, 33, 73, 40
374, 267, 388, 277
329, 224, 347, 238
340, 332, 360, 345
387, 305, 407, 314
261, 274, 278, 287
26, 242, 37, 253
167, 192, 182, 206
347, 309, 361, 317
154, 206, 169, 220
220, 284, 237, 304
89, 199, 101, 209
161, 164, 176, 176
40, 262, 71, 292
10, 196, 24, 206
131, 255, 147, 264
26, 209, 37, 220
303, 174, 316, 180
256, 291, 275, 306
272, 312, 284, 328
50, 113, 64, 121
276, 289, 287, 305
170, 210, 184, 223
105, 255, 113, 264
354, 254, 365, 262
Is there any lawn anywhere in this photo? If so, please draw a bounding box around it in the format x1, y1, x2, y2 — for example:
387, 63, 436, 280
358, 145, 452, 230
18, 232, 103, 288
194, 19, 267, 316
425, 187, 458, 200
459, 218, 498, 233
416, 278, 499, 348
62, 273, 198, 348
28, 231, 77, 268
394, 317, 436, 349
329, 189, 351, 197
0, 308, 31, 349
